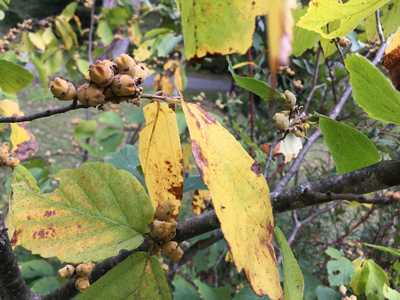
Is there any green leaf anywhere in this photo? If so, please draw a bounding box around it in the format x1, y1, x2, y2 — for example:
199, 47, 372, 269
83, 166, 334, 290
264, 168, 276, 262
327, 258, 354, 286
183, 175, 207, 193
173, 275, 201, 300
98, 112, 124, 128
233, 287, 267, 300
325, 247, 345, 260
77, 252, 171, 300
20, 259, 55, 280
30, 276, 60, 295
315, 286, 341, 300
0, 60, 33, 93
8, 163, 154, 262
74, 120, 97, 141
292, 8, 320, 56
319, 115, 380, 174
228, 60, 283, 101
97, 20, 114, 45
297, 0, 390, 39
364, 243, 400, 257
345, 54, 400, 125
60, 2, 78, 21
274, 227, 304, 300
194, 280, 232, 300
155, 33, 182, 57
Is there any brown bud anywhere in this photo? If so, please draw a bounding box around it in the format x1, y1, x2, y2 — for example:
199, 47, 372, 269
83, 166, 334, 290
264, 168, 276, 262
50, 77, 77, 100
111, 74, 140, 96
58, 264, 75, 278
77, 83, 105, 107
155, 201, 180, 221
76, 263, 95, 277
89, 60, 116, 87
150, 220, 177, 242
284, 90, 297, 110
114, 54, 137, 75
338, 37, 351, 48
273, 112, 290, 131
162, 241, 184, 262
75, 277, 90, 292
131, 63, 150, 81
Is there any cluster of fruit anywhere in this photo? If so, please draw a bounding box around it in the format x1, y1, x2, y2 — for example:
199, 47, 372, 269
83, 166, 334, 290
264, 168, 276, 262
50, 54, 149, 107
0, 19, 33, 53
273, 90, 310, 138
58, 262, 95, 292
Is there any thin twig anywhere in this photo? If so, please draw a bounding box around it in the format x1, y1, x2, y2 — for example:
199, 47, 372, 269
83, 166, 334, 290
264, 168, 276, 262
375, 9, 385, 44
0, 94, 181, 124
304, 46, 322, 113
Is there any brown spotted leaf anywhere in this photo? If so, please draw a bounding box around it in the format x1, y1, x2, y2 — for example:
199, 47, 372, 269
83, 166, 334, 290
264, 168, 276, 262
8, 162, 154, 263
181, 101, 282, 299
139, 102, 184, 221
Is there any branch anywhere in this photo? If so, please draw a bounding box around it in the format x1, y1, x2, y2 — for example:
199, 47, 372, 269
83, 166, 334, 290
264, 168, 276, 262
0, 94, 181, 124
0, 214, 38, 300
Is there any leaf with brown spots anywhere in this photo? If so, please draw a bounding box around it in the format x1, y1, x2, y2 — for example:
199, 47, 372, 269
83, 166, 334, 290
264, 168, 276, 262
7, 163, 154, 263
176, 0, 268, 59
139, 102, 184, 221
181, 101, 282, 299
77, 252, 171, 300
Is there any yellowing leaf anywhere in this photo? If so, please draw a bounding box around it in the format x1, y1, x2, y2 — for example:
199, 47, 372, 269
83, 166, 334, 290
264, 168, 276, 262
266, 0, 296, 80
181, 101, 282, 299
177, 0, 268, 58
0, 100, 37, 159
139, 102, 184, 221
297, 0, 390, 39
8, 163, 154, 263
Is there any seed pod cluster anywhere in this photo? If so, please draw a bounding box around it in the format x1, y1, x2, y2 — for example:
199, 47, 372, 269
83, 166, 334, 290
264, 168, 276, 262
58, 262, 95, 292
49, 54, 147, 107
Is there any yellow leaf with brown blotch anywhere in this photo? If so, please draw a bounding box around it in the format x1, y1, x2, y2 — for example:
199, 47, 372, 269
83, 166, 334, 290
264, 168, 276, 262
0, 100, 38, 160
181, 101, 282, 299
139, 102, 184, 221
8, 163, 154, 263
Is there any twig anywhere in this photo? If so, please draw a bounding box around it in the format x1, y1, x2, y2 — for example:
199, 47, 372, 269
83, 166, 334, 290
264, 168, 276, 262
247, 49, 256, 141
375, 9, 385, 44
304, 46, 322, 113
0, 94, 181, 124
0, 214, 38, 300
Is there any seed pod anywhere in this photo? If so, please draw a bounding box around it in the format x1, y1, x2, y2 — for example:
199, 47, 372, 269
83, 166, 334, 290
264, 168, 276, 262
50, 77, 77, 100
58, 264, 75, 278
131, 63, 150, 81
338, 37, 351, 48
284, 90, 297, 110
89, 60, 116, 87
75, 277, 90, 292
155, 201, 180, 221
273, 112, 290, 131
77, 83, 105, 107
162, 241, 184, 262
114, 54, 137, 75
150, 220, 177, 242
76, 263, 95, 277
111, 74, 139, 96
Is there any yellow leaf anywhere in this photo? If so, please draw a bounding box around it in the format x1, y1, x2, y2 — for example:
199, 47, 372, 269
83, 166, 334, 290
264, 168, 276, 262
181, 101, 282, 299
134, 39, 154, 62
297, 0, 390, 39
0, 100, 31, 152
139, 102, 184, 221
177, 0, 268, 58
8, 163, 154, 263
266, 0, 296, 81
174, 65, 185, 92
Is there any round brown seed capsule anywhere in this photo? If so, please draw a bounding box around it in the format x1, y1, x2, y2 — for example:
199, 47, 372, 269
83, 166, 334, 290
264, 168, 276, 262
114, 54, 137, 75
58, 264, 75, 278
89, 60, 116, 87
162, 241, 184, 262
76, 263, 95, 277
77, 83, 105, 107
111, 74, 139, 96
75, 277, 90, 292
50, 77, 77, 100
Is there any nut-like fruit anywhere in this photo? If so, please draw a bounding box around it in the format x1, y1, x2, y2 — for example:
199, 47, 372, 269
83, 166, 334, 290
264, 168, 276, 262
111, 74, 139, 96
58, 264, 75, 278
114, 54, 137, 75
75, 277, 90, 292
284, 90, 297, 110
89, 60, 116, 87
76, 263, 95, 277
150, 220, 177, 241
162, 241, 184, 262
132, 63, 150, 81
50, 77, 77, 100
77, 83, 105, 107
273, 112, 290, 131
